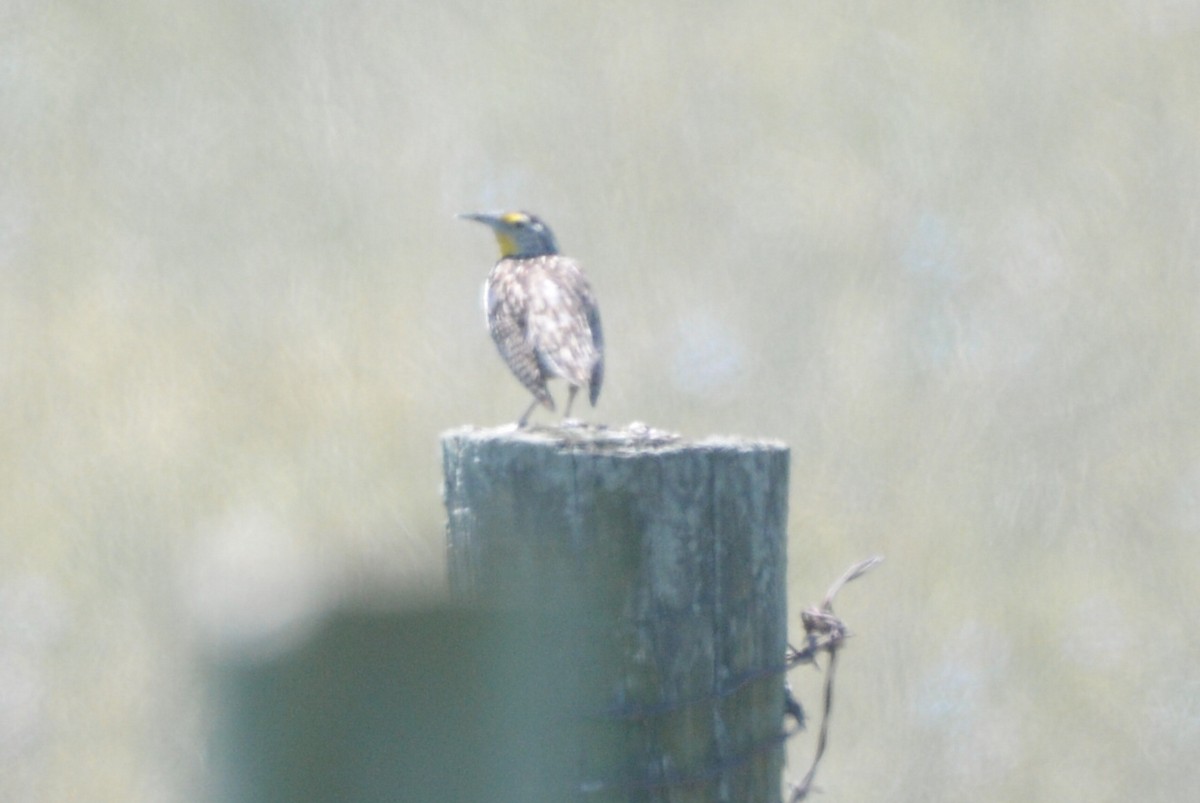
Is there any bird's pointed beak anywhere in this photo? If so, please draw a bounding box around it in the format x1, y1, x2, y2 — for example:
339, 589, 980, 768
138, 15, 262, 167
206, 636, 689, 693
458, 211, 501, 227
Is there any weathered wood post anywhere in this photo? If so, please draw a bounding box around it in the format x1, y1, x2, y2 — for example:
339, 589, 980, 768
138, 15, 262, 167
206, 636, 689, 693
442, 423, 789, 802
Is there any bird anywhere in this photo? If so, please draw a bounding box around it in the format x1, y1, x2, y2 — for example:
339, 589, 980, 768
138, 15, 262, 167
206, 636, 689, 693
459, 210, 604, 427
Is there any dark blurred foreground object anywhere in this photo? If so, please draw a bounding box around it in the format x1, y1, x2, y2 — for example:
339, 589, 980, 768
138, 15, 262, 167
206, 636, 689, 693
210, 604, 580, 803
459, 210, 605, 426
443, 423, 790, 802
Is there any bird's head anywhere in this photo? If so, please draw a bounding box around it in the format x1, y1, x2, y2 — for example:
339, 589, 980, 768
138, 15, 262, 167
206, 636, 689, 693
459, 210, 560, 258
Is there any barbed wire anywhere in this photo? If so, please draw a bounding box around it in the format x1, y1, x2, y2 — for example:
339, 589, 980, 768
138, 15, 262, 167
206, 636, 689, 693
584, 658, 793, 722
578, 726, 801, 796
572, 555, 883, 798
785, 555, 884, 801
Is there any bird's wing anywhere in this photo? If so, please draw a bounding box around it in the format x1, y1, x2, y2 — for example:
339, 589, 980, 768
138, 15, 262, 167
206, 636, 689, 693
523, 258, 603, 393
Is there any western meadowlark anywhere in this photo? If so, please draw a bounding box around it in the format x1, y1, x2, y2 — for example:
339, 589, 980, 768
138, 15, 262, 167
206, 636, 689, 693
460, 211, 604, 426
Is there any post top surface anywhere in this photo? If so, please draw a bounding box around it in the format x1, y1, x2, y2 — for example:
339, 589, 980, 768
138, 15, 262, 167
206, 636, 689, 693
441, 421, 788, 457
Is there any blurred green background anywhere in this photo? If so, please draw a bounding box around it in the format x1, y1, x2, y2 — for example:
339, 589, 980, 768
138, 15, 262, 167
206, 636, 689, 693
3, 1, 1199, 800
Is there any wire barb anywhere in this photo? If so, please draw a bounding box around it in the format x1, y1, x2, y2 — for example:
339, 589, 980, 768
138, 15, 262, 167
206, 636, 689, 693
785, 555, 883, 801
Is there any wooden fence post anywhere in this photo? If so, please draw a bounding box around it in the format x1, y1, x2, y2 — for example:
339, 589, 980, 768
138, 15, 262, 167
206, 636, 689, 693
442, 424, 790, 802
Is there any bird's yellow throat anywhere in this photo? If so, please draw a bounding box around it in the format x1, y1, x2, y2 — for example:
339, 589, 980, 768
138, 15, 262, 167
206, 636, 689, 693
494, 230, 520, 258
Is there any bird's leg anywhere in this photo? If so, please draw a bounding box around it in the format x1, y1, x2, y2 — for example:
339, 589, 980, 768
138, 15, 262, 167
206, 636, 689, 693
563, 385, 580, 420
517, 397, 541, 428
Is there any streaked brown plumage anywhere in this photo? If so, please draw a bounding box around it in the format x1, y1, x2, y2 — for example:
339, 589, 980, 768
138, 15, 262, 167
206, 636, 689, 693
460, 211, 604, 426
